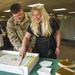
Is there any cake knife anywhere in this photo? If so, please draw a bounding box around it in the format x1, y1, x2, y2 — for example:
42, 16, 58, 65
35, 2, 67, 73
19, 57, 23, 66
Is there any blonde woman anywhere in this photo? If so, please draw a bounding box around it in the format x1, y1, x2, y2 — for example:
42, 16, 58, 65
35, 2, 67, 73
19, 5, 60, 59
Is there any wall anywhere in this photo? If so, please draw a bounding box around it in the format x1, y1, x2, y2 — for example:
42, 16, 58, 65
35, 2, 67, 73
60, 15, 75, 41
0, 15, 75, 42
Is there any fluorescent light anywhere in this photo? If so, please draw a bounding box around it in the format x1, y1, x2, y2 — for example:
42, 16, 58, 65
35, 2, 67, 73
57, 14, 63, 16
53, 8, 67, 11
68, 11, 75, 14
50, 13, 53, 15
1, 16, 6, 17
4, 10, 11, 12
28, 3, 45, 7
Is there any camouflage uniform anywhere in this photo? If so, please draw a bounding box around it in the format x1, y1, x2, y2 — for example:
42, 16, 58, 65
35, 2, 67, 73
7, 13, 36, 51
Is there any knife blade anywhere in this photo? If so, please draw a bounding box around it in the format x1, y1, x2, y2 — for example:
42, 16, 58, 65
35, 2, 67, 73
19, 57, 23, 66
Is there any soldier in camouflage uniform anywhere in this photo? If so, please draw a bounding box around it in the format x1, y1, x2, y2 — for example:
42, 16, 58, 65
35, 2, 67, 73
7, 3, 36, 51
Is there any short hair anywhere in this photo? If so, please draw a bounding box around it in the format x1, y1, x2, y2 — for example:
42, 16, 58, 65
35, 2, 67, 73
10, 3, 21, 14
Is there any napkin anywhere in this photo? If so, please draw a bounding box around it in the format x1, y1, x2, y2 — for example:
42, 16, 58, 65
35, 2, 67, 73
39, 60, 52, 67
37, 67, 52, 75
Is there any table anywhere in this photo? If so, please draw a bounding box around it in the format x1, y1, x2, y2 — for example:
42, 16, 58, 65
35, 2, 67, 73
0, 58, 60, 75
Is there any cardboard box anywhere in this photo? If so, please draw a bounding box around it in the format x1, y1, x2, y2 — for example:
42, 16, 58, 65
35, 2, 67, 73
58, 59, 75, 68
56, 67, 75, 75
0, 50, 39, 75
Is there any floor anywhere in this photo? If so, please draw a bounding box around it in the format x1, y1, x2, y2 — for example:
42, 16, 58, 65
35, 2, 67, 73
57, 42, 75, 60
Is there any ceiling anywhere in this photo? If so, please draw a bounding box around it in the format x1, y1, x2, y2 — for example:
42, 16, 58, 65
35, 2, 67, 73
0, 0, 75, 18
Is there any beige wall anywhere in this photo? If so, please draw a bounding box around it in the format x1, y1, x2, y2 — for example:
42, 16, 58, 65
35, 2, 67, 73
60, 15, 75, 41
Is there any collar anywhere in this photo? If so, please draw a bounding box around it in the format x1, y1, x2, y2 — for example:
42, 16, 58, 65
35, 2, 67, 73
14, 12, 29, 26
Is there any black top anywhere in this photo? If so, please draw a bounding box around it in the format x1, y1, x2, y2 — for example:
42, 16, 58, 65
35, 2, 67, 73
27, 18, 59, 58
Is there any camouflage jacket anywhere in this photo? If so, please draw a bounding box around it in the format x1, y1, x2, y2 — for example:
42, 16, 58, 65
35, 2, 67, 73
7, 13, 36, 51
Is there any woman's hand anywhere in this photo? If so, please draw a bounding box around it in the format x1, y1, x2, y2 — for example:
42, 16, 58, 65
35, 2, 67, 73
55, 47, 60, 55
19, 47, 26, 59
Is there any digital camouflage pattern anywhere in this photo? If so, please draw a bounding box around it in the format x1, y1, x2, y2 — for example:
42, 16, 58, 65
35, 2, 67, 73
7, 13, 36, 51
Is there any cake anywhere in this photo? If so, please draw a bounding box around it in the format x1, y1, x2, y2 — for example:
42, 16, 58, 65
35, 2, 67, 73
0, 50, 39, 75
0, 54, 36, 66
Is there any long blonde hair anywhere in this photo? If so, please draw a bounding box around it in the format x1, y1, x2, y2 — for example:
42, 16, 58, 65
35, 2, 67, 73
30, 5, 52, 37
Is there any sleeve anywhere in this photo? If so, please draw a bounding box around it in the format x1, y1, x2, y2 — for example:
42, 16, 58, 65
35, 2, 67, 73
6, 20, 21, 51
50, 18, 60, 33
29, 35, 36, 48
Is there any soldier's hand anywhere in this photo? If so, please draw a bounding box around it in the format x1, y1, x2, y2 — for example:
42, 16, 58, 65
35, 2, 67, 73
19, 47, 26, 59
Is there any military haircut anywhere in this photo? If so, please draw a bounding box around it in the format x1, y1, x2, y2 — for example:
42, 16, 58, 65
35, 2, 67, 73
10, 3, 21, 14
